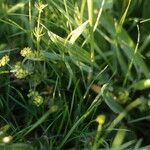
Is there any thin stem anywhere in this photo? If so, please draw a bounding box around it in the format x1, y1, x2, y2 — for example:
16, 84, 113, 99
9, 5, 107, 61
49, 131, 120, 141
123, 25, 140, 86
92, 124, 102, 150
64, 0, 72, 31
94, 0, 105, 31
29, 0, 32, 28
117, 0, 132, 34
36, 11, 41, 51
87, 0, 94, 82
80, 0, 86, 23
99, 98, 142, 145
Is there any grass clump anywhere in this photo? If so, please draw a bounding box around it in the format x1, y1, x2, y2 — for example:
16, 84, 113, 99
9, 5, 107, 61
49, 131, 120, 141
0, 0, 150, 149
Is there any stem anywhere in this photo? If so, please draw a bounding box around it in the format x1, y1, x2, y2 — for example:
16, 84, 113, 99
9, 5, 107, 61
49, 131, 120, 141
29, 0, 32, 28
87, 0, 94, 82
92, 124, 102, 150
64, 0, 72, 31
80, 0, 86, 23
123, 25, 140, 86
99, 98, 142, 145
36, 10, 41, 51
117, 0, 132, 34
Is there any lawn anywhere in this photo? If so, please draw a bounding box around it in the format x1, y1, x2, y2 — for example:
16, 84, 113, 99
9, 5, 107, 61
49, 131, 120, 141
0, 0, 150, 149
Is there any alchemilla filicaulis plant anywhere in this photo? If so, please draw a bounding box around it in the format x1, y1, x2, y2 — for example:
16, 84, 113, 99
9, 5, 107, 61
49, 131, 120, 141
0, 1, 48, 107
0, 0, 150, 150
0, 2, 47, 107
0, 46, 45, 107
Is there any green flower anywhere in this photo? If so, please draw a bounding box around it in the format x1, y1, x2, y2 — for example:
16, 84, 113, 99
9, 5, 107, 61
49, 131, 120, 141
35, 2, 48, 13
20, 47, 32, 57
31, 50, 43, 61
28, 90, 43, 106
11, 62, 33, 79
0, 55, 10, 67
20, 47, 43, 61
33, 95, 43, 106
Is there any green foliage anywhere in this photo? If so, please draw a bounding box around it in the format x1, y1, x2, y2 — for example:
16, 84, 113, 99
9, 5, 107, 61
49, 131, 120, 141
0, 0, 150, 149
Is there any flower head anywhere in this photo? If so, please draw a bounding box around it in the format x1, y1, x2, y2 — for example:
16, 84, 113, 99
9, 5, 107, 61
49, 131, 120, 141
28, 90, 43, 106
35, 2, 48, 13
20, 47, 43, 61
96, 115, 106, 125
20, 47, 32, 57
10, 62, 33, 79
0, 55, 10, 67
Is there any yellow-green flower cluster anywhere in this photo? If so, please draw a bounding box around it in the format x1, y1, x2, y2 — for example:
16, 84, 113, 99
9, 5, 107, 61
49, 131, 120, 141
11, 62, 32, 79
0, 55, 10, 67
20, 47, 43, 61
20, 47, 32, 57
35, 2, 48, 13
28, 90, 43, 106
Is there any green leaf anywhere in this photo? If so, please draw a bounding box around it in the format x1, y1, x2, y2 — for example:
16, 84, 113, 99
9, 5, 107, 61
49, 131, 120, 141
112, 126, 126, 148
7, 3, 25, 13
24, 106, 58, 136
142, 0, 150, 18
100, 12, 116, 37
120, 42, 150, 79
69, 21, 88, 44
0, 143, 34, 150
104, 94, 124, 114
48, 30, 92, 65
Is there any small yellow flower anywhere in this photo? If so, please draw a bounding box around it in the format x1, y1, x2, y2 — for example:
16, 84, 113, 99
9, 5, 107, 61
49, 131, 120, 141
0, 55, 10, 67
96, 115, 106, 125
20, 47, 32, 57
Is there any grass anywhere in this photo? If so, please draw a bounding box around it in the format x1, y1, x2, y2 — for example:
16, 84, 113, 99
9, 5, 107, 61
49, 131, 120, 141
0, 0, 150, 149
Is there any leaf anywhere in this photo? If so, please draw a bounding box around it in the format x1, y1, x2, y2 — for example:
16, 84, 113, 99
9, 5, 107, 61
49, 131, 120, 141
94, 0, 114, 10
0, 143, 34, 150
24, 106, 58, 136
7, 3, 25, 13
69, 21, 88, 44
100, 12, 116, 37
120, 43, 150, 78
132, 79, 150, 90
104, 94, 124, 114
112, 126, 126, 148
142, 0, 150, 18
48, 30, 92, 65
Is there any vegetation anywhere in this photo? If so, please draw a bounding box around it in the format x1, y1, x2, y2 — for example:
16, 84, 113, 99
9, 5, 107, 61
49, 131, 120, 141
0, 0, 150, 149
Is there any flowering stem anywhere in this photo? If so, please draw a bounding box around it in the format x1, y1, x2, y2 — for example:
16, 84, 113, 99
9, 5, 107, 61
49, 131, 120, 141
36, 10, 41, 51
92, 124, 102, 150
